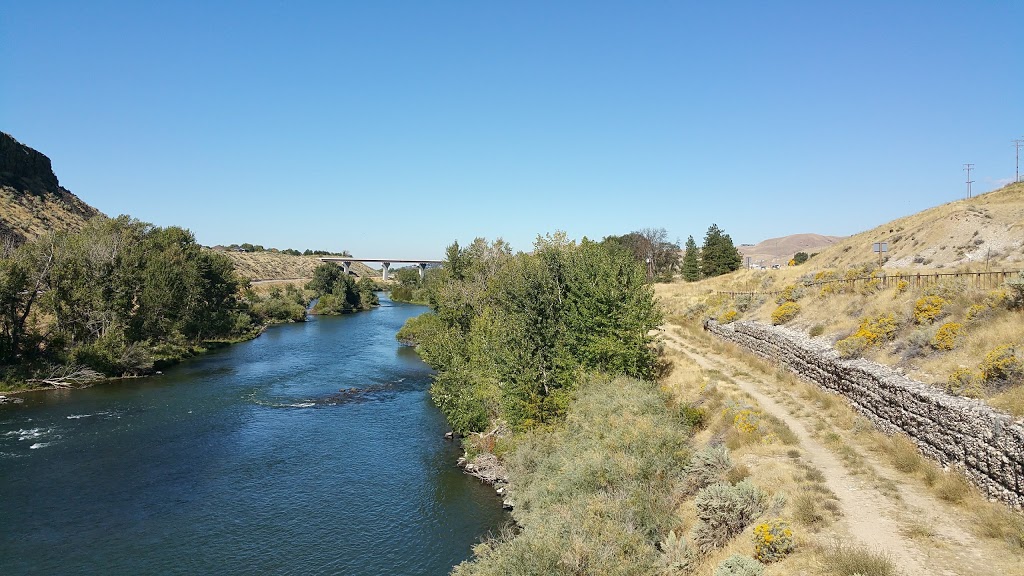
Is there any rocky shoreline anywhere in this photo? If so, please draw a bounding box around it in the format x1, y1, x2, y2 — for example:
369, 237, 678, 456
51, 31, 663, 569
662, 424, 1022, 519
446, 433, 514, 510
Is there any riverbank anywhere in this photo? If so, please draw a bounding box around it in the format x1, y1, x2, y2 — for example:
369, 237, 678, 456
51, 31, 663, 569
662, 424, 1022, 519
1, 298, 507, 575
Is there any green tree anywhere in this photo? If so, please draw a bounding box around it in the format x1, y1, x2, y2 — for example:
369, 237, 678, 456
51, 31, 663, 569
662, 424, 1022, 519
402, 233, 661, 434
700, 224, 742, 278
793, 252, 809, 265
682, 235, 701, 281
306, 263, 344, 297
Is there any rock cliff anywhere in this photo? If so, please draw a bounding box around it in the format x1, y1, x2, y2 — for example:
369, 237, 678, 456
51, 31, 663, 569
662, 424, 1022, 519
0, 132, 100, 244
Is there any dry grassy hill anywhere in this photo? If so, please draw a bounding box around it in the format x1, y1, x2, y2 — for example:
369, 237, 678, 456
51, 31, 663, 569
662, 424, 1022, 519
656, 181, 1024, 419
220, 250, 378, 282
738, 233, 842, 267
0, 132, 100, 244
814, 181, 1024, 271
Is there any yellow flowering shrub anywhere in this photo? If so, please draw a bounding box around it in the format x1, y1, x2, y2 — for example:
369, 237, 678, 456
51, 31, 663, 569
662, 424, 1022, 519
834, 314, 898, 358
947, 367, 983, 397
733, 409, 760, 434
965, 303, 988, 323
979, 345, 1022, 384
752, 519, 795, 563
895, 279, 910, 294
930, 322, 962, 351
717, 309, 738, 324
913, 295, 946, 324
775, 285, 802, 304
771, 302, 800, 325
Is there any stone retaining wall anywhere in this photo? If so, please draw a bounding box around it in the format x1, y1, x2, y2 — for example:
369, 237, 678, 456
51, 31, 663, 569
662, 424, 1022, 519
705, 320, 1024, 509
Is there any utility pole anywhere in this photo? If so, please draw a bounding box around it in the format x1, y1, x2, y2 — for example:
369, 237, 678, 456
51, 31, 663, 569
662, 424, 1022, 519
963, 163, 974, 198
1014, 139, 1024, 183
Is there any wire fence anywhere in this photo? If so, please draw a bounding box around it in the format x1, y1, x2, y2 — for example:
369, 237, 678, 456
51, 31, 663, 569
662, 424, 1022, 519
714, 269, 1022, 298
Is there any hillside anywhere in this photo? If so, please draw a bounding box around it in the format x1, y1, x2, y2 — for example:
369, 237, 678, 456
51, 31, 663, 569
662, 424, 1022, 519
219, 250, 378, 282
812, 181, 1024, 270
0, 132, 100, 244
738, 233, 843, 267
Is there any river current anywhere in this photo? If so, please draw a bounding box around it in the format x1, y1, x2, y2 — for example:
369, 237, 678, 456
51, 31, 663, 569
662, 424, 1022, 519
0, 296, 505, 575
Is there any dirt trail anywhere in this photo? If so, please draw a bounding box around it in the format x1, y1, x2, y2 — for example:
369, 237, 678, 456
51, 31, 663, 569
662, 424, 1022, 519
661, 327, 1017, 576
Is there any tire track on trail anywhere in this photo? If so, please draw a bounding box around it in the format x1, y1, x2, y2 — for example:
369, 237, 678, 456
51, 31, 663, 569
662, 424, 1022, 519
661, 329, 940, 575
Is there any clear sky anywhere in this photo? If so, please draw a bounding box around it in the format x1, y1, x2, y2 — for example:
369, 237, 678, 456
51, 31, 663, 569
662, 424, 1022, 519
2, 1, 1022, 258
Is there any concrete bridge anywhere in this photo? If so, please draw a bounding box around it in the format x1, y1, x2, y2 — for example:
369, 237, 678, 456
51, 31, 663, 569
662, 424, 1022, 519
319, 257, 444, 280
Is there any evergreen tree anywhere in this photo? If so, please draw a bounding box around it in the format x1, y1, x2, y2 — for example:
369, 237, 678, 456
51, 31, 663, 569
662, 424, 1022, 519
700, 224, 742, 277
681, 235, 700, 281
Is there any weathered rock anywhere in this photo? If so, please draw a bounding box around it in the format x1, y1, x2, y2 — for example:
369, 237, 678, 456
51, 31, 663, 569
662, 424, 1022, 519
705, 319, 1024, 509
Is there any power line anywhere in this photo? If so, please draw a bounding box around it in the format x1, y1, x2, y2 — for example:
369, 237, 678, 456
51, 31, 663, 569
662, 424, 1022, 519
1014, 138, 1024, 183
963, 163, 974, 198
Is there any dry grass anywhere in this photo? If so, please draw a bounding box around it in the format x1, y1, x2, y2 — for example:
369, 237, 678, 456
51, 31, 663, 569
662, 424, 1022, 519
220, 250, 378, 281
0, 184, 99, 242
817, 541, 898, 576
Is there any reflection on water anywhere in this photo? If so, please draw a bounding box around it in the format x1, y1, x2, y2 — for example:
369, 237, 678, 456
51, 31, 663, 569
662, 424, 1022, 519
0, 296, 505, 575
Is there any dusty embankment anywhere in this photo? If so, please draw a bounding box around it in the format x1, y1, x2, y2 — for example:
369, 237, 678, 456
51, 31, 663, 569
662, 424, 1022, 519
662, 320, 1024, 576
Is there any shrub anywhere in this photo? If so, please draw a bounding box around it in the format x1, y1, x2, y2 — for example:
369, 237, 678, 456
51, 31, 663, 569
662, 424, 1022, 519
819, 542, 897, 576
792, 491, 826, 528
775, 284, 803, 304
965, 303, 989, 323
771, 302, 800, 325
913, 295, 946, 324
809, 324, 825, 337
752, 519, 795, 563
895, 279, 909, 294
686, 445, 732, 492
946, 367, 983, 397
718, 309, 739, 323
979, 345, 1023, 385
692, 480, 768, 552
930, 322, 962, 351
658, 530, 697, 574
678, 404, 707, 431
835, 334, 870, 358
1006, 271, 1024, 309
714, 555, 764, 576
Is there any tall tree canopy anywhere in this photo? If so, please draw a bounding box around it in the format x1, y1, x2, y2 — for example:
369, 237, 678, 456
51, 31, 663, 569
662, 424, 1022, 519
397, 234, 662, 433
681, 235, 700, 281
700, 223, 742, 278
602, 227, 679, 282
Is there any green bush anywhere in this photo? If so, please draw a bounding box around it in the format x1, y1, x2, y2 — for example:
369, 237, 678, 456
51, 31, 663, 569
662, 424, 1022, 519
692, 480, 768, 553
658, 530, 697, 574
714, 554, 764, 576
452, 375, 692, 575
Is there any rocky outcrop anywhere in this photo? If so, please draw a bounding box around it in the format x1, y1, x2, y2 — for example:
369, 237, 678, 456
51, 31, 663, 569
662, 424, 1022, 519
705, 319, 1024, 509
458, 452, 513, 509
0, 132, 61, 195
0, 132, 100, 244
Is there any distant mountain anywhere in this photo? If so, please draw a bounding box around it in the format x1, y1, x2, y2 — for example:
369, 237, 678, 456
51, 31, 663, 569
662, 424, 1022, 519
738, 233, 843, 267
811, 181, 1024, 270
0, 132, 100, 244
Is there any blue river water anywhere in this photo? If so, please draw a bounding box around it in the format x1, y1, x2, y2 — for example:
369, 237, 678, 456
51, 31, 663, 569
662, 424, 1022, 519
0, 296, 505, 575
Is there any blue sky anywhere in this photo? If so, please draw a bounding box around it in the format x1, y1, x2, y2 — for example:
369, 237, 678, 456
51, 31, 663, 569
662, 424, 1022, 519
2, 1, 1021, 258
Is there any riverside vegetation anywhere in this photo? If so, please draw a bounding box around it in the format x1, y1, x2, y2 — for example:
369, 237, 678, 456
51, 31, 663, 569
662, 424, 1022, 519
396, 234, 819, 574
0, 219, 382, 392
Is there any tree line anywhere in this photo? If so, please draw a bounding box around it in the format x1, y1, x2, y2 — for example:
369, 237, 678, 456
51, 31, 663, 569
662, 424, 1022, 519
396, 233, 662, 434
605, 224, 744, 283
0, 216, 379, 388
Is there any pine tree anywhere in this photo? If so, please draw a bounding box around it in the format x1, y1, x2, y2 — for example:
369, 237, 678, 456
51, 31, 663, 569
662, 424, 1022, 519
700, 224, 742, 278
682, 235, 700, 281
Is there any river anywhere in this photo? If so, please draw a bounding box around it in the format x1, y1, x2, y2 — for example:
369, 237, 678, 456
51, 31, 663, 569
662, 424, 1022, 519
0, 296, 506, 575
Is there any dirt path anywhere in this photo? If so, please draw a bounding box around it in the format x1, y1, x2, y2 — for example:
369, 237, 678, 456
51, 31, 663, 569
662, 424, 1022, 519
660, 326, 1018, 576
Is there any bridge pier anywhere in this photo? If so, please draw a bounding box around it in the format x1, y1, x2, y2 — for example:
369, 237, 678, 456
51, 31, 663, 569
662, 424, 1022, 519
381, 262, 391, 281
418, 262, 428, 279
341, 262, 351, 275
